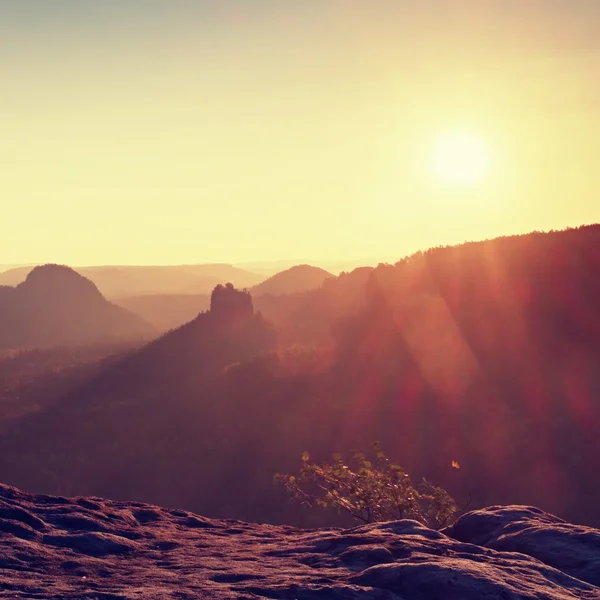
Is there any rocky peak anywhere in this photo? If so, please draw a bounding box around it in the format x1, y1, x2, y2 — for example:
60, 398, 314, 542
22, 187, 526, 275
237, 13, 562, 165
209, 283, 253, 325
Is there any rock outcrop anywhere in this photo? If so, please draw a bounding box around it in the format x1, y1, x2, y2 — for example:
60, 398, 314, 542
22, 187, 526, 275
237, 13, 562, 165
1, 483, 598, 599
210, 283, 254, 325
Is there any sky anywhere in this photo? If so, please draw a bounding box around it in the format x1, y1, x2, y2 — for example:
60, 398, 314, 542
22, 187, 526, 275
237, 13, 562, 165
2, 0, 600, 266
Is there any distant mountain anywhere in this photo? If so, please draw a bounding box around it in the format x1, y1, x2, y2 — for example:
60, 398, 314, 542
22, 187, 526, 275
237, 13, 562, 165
3, 227, 600, 528
7, 282, 273, 401
247, 265, 372, 348
0, 264, 265, 299
0, 265, 154, 350
114, 294, 210, 332
83, 264, 265, 298
0, 284, 281, 512
113, 266, 335, 333
0, 266, 32, 286
234, 258, 391, 276
0, 263, 34, 274
116, 267, 371, 338
250, 264, 333, 297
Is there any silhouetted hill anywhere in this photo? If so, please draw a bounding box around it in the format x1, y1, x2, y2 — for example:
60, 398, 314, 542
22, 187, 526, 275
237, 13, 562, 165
1, 227, 600, 528
0, 265, 155, 349
250, 264, 333, 296
0, 285, 278, 509
77, 284, 276, 400
326, 224, 600, 523
0, 264, 265, 299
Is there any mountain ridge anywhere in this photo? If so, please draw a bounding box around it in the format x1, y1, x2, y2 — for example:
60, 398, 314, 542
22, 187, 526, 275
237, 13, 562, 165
1, 226, 600, 528
0, 263, 264, 298
113, 265, 337, 332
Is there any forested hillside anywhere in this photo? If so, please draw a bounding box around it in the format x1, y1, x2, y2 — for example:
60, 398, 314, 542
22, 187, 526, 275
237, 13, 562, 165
1, 226, 599, 528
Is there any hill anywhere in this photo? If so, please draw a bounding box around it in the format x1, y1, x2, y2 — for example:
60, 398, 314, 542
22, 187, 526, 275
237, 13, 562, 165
1, 483, 599, 598
1, 227, 600, 528
0, 264, 265, 299
324, 224, 600, 523
0, 263, 34, 274
0, 285, 281, 517
0, 265, 32, 286
97, 283, 276, 397
250, 264, 333, 296
0, 265, 154, 350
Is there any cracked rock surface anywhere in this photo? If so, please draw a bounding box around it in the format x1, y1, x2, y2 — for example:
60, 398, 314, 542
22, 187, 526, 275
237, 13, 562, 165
1, 484, 599, 599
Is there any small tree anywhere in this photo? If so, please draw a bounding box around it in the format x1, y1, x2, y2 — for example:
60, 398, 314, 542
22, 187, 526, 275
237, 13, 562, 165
275, 442, 457, 529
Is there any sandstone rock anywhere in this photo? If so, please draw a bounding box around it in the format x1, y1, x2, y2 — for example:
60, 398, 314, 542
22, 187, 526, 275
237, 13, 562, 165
0, 483, 598, 599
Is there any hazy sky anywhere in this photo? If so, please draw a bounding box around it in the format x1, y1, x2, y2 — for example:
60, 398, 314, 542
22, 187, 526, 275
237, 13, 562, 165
2, 0, 600, 265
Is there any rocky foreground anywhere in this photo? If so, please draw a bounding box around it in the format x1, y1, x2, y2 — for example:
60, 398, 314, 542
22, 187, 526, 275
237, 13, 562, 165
1, 484, 599, 599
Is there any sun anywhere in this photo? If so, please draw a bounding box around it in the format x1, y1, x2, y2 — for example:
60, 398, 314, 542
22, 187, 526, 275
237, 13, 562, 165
431, 132, 490, 186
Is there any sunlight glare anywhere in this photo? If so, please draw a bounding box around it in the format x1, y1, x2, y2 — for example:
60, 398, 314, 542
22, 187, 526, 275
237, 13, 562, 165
431, 132, 490, 187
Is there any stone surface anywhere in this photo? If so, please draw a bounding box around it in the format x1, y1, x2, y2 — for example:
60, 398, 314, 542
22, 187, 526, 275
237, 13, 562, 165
1, 484, 598, 599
